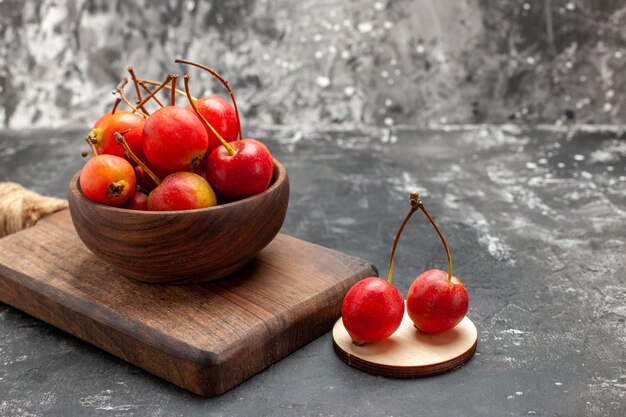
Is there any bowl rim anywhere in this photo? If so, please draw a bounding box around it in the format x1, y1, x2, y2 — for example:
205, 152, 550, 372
69, 158, 288, 215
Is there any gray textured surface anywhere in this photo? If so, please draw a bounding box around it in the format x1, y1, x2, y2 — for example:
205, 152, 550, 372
1, 0, 626, 128
0, 125, 625, 416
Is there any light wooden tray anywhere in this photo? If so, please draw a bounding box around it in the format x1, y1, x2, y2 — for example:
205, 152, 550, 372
333, 308, 477, 377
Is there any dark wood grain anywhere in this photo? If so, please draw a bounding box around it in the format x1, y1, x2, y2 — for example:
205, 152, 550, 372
68, 159, 290, 284
0, 209, 376, 396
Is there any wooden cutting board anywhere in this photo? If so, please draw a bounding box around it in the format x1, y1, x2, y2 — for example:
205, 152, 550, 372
0, 210, 376, 397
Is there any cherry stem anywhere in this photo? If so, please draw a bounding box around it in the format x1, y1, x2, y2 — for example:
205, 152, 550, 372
85, 137, 98, 157
113, 77, 149, 118
114, 131, 161, 186
110, 97, 122, 114
183, 74, 237, 156
127, 66, 149, 114
175, 58, 243, 141
135, 74, 172, 110
170, 73, 178, 106
138, 79, 195, 100
387, 192, 420, 284
138, 82, 165, 107
136, 184, 150, 195
418, 198, 453, 282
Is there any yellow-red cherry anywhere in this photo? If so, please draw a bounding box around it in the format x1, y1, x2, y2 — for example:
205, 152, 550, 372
80, 154, 136, 207
89, 110, 145, 159
147, 172, 217, 211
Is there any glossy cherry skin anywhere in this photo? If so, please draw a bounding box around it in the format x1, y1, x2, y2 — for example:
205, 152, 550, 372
341, 277, 405, 344
406, 269, 469, 334
187, 96, 238, 151
122, 191, 148, 210
80, 155, 136, 207
206, 138, 273, 201
143, 106, 209, 174
148, 172, 217, 211
90, 110, 145, 159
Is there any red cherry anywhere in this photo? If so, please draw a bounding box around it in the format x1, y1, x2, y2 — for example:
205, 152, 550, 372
341, 277, 405, 345
142, 106, 208, 174
123, 190, 148, 210
133, 160, 171, 193
89, 110, 145, 159
180, 70, 272, 200
387, 192, 471, 334
148, 172, 217, 211
187, 96, 238, 151
80, 154, 136, 207
406, 269, 469, 334
206, 138, 274, 201
92, 112, 110, 129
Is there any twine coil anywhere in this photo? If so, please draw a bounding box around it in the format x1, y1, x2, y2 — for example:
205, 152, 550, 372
0, 182, 68, 238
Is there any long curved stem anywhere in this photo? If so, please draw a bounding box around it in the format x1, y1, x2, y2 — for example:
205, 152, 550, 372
114, 132, 161, 186
175, 58, 243, 140
134, 74, 172, 110
112, 78, 149, 118
183, 74, 237, 156
418, 201, 453, 281
138, 80, 195, 101
127, 66, 149, 114
138, 82, 164, 107
387, 192, 420, 284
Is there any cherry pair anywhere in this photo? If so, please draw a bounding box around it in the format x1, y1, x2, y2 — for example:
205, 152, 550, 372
341, 193, 469, 345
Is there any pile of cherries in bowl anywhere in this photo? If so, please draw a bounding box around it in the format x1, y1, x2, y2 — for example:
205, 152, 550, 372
80, 59, 274, 211
69, 59, 288, 284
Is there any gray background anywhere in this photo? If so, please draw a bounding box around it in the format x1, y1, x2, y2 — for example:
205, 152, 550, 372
1, 0, 626, 128
0, 1, 625, 416
1, 125, 625, 417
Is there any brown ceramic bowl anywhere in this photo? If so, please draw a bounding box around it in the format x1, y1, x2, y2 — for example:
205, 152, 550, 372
68, 159, 289, 284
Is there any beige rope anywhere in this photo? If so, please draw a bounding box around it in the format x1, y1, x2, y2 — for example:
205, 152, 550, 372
0, 182, 68, 238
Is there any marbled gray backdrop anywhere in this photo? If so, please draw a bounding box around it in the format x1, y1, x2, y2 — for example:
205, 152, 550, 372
1, 0, 625, 129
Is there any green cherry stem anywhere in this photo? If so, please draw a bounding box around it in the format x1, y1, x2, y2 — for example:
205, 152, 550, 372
114, 131, 161, 186
417, 198, 453, 282
175, 58, 243, 141
183, 74, 237, 157
387, 192, 420, 284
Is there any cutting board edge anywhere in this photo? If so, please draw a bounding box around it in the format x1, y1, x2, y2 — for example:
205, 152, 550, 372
0, 240, 378, 397
0, 257, 216, 364
199, 260, 377, 396
0, 264, 214, 395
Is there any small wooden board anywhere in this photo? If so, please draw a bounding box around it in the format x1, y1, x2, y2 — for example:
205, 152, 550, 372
332, 310, 477, 378
0, 210, 376, 397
